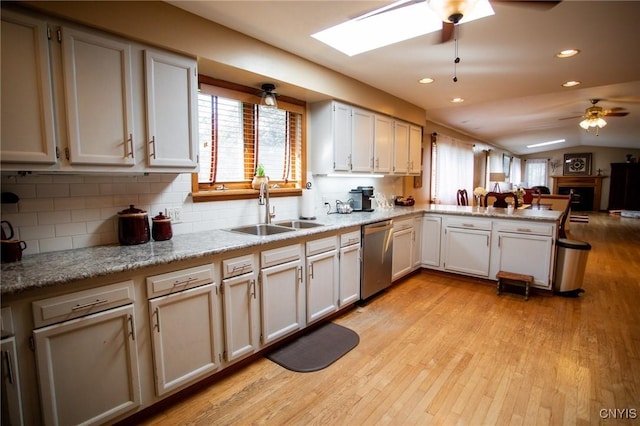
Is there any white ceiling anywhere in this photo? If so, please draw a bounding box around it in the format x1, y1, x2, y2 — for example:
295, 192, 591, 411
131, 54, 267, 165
169, 0, 640, 155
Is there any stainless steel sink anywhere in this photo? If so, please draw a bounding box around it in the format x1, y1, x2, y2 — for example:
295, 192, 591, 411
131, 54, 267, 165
227, 224, 296, 236
275, 220, 325, 229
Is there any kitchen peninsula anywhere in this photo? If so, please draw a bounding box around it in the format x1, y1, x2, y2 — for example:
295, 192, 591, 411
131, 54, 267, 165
1, 205, 561, 425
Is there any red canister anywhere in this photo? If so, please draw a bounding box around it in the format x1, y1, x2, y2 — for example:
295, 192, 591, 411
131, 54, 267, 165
152, 212, 173, 241
118, 205, 150, 245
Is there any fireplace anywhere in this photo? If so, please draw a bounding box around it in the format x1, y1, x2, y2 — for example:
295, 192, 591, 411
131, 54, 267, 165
558, 187, 594, 211
551, 175, 605, 212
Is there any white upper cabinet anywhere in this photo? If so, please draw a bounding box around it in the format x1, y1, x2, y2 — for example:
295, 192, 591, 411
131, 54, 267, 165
144, 49, 198, 170
310, 100, 422, 176
62, 26, 136, 167
350, 107, 375, 172
374, 114, 393, 173
1, 10, 57, 164
393, 121, 422, 175
0, 9, 198, 174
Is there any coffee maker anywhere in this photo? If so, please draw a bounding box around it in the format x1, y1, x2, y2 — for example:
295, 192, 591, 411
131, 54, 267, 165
349, 186, 375, 212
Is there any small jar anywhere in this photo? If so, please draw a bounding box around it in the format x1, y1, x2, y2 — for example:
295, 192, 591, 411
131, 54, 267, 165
152, 212, 173, 241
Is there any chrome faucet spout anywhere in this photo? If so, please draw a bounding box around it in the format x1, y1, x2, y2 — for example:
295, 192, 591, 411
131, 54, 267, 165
259, 181, 275, 224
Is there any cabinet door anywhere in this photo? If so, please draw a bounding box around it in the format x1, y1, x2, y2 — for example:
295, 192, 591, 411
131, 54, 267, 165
374, 115, 393, 173
392, 227, 413, 280
222, 272, 260, 362
496, 232, 553, 289
33, 304, 140, 426
144, 49, 198, 169
1, 336, 24, 426
307, 250, 339, 323
409, 125, 422, 175
393, 120, 410, 174
260, 259, 304, 344
443, 227, 491, 277
339, 244, 361, 306
149, 284, 220, 396
412, 216, 423, 268
1, 11, 57, 164
422, 216, 442, 268
332, 102, 351, 171
351, 107, 374, 172
61, 27, 135, 166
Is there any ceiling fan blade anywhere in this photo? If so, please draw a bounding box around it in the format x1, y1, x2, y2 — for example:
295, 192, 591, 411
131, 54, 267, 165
441, 21, 455, 43
558, 115, 583, 121
491, 0, 561, 11
603, 111, 629, 117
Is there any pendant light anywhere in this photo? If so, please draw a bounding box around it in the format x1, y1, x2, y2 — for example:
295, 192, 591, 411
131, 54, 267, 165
260, 83, 278, 108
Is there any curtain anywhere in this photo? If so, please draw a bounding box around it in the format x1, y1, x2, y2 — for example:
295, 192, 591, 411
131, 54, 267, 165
524, 159, 548, 188
432, 134, 474, 205
511, 157, 522, 186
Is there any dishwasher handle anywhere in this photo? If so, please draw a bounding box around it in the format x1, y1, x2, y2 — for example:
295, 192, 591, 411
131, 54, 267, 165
364, 220, 393, 235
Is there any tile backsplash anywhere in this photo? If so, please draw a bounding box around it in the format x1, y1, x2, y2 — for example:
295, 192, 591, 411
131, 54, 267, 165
1, 173, 405, 255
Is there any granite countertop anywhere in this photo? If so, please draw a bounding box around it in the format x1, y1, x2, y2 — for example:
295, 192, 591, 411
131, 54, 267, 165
0, 205, 561, 296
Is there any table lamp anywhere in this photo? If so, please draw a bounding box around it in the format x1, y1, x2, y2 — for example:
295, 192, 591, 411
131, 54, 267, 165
490, 172, 506, 192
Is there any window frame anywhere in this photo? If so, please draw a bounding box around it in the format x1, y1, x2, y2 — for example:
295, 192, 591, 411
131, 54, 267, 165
192, 77, 306, 202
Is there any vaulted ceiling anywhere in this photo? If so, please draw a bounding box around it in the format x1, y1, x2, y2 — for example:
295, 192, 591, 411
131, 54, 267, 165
169, 1, 640, 155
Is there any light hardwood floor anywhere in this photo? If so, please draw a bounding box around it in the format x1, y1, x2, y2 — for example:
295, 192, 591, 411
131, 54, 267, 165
138, 212, 640, 425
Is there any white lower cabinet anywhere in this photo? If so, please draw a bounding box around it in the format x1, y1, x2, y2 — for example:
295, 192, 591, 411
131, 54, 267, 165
339, 230, 361, 306
33, 302, 140, 426
146, 265, 220, 396
260, 244, 305, 344
412, 215, 423, 269
392, 219, 414, 281
306, 236, 339, 324
443, 218, 492, 277
492, 221, 555, 289
1, 336, 24, 426
421, 215, 442, 268
221, 254, 260, 363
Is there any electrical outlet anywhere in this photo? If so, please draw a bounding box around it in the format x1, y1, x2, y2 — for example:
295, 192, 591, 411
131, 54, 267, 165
165, 207, 183, 223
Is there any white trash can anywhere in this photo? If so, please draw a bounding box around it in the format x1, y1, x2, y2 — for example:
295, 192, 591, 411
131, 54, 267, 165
554, 238, 591, 297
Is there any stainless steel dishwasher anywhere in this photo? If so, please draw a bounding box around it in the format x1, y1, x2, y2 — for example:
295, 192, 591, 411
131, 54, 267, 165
361, 220, 394, 300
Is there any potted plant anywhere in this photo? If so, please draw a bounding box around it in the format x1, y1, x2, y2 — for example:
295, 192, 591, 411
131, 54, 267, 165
252, 163, 269, 189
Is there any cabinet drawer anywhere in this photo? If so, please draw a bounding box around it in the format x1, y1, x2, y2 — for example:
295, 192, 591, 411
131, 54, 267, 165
445, 217, 492, 231
306, 235, 338, 256
32, 280, 135, 328
222, 254, 255, 279
261, 244, 302, 268
393, 218, 413, 231
496, 221, 553, 236
340, 230, 361, 247
146, 264, 214, 298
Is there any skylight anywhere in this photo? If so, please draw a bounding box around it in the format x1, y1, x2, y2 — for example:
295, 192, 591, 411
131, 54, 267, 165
311, 0, 495, 56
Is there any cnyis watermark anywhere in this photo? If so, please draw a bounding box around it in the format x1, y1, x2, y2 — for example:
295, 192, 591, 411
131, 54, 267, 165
599, 408, 637, 420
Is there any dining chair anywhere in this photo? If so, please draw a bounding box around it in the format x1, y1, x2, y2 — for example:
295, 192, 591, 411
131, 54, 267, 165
456, 189, 469, 206
484, 192, 519, 208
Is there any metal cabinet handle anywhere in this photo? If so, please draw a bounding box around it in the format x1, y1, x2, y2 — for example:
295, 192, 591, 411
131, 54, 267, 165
153, 307, 160, 332
250, 279, 256, 299
149, 136, 156, 159
309, 262, 314, 279
128, 314, 136, 341
126, 133, 134, 158
297, 266, 303, 283
173, 277, 198, 287
71, 299, 108, 311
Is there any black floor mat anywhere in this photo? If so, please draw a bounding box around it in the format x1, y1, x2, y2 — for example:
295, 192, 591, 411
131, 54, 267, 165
265, 322, 359, 372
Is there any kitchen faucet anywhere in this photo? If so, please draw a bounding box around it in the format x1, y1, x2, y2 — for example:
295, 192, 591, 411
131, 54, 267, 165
258, 181, 276, 224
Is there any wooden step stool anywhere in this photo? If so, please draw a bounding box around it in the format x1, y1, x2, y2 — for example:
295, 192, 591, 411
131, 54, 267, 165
496, 271, 534, 301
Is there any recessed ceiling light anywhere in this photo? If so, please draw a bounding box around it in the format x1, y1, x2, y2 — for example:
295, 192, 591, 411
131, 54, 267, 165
450, 97, 464, 103
419, 77, 434, 84
562, 80, 581, 87
526, 139, 566, 148
556, 49, 580, 58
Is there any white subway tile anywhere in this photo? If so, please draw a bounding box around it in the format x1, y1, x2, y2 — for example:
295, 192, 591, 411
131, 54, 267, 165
70, 183, 100, 197
55, 222, 87, 237
36, 183, 70, 198
38, 210, 71, 225
54, 197, 86, 210
20, 224, 55, 240
39, 237, 73, 253
18, 198, 54, 213
71, 208, 101, 223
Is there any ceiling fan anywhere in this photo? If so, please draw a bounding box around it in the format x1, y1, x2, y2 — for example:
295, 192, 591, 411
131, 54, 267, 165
561, 99, 629, 136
